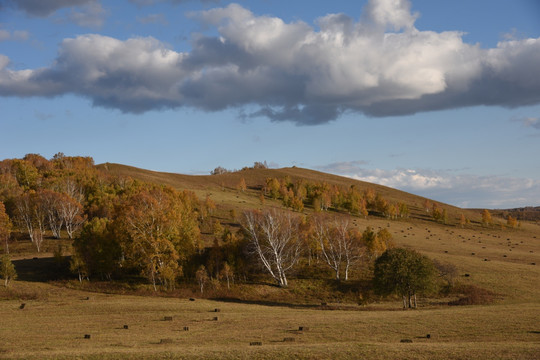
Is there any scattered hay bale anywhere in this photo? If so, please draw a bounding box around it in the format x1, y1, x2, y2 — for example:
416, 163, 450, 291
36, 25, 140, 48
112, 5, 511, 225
84, 334, 91, 339
283, 337, 296, 342
400, 339, 413, 343
164, 316, 173, 321
249, 341, 262, 346
19, 303, 25, 309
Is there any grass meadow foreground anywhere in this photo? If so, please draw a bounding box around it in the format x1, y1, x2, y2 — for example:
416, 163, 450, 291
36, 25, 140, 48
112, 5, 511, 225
0, 282, 539, 359
1, 214, 539, 359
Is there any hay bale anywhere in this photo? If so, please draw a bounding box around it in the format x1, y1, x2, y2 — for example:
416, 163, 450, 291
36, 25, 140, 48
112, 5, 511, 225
213, 316, 219, 321
400, 339, 413, 343
249, 341, 262, 346
164, 316, 173, 321
426, 334, 431, 339
299, 326, 309, 331
183, 326, 189, 331
84, 334, 91, 339
214, 308, 221, 312
283, 337, 296, 342
19, 303, 25, 309
189, 298, 195, 302
123, 325, 129, 329
160, 338, 173, 344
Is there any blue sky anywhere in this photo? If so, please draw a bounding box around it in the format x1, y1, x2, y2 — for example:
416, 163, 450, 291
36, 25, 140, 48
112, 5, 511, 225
1, 0, 539, 209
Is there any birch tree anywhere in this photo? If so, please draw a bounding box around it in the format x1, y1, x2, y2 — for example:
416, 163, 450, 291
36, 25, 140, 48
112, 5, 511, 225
15, 192, 46, 252
243, 209, 301, 287
313, 215, 366, 281
115, 186, 197, 290
40, 190, 64, 239
58, 194, 85, 239
312, 215, 342, 280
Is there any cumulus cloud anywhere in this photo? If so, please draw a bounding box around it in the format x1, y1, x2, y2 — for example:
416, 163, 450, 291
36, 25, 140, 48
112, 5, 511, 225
317, 162, 540, 208
1, 0, 540, 123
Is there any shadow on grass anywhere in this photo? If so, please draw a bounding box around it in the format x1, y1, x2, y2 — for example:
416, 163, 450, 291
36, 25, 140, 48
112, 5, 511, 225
210, 297, 322, 309
13, 256, 72, 282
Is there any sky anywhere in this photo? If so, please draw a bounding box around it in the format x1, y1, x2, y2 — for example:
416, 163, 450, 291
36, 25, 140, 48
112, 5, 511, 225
1, 0, 540, 209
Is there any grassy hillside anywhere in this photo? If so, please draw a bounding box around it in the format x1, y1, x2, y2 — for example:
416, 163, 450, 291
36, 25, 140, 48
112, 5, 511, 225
97, 162, 481, 223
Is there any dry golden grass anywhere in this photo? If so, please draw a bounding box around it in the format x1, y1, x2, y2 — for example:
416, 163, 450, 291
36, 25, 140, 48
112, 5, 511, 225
0, 282, 539, 359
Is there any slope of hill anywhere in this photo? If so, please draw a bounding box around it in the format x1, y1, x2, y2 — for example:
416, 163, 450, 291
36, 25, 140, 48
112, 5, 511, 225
97, 162, 479, 225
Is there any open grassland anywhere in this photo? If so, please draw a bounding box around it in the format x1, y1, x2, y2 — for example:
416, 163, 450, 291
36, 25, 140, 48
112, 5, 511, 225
1, 164, 538, 359
0, 283, 539, 360
1, 218, 539, 360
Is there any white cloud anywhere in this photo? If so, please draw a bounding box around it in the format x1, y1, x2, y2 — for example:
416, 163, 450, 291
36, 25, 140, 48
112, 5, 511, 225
0, 1, 540, 123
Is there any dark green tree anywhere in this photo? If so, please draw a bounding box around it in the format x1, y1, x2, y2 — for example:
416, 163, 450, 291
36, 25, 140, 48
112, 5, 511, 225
373, 248, 438, 308
72, 217, 121, 281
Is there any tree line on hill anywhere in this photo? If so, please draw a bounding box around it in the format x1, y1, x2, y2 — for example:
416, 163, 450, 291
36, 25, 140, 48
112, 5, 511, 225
0, 154, 464, 307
